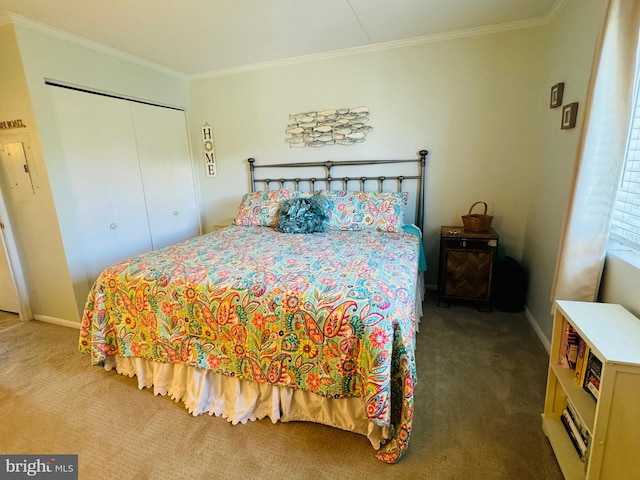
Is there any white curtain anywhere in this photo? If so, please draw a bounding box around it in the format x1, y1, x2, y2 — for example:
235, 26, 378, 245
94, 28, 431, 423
551, 0, 640, 303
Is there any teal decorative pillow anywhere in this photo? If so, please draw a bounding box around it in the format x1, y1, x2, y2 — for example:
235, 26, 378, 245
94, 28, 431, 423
317, 190, 407, 232
276, 195, 330, 234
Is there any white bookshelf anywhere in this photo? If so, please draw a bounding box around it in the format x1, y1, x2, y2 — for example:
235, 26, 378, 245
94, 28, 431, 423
542, 300, 640, 480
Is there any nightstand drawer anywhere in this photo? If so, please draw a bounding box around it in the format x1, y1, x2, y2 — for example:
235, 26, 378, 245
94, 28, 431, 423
441, 237, 497, 250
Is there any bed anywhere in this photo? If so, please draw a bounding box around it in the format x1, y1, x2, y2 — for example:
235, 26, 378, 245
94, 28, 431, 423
79, 150, 428, 463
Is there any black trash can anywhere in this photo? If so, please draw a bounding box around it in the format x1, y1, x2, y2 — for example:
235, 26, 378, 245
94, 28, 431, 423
492, 256, 527, 312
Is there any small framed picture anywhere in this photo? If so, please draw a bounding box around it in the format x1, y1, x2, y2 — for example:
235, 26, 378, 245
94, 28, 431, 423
561, 102, 579, 129
550, 83, 564, 108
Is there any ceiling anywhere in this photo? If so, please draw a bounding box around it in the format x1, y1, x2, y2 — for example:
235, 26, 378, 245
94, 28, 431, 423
0, 0, 560, 77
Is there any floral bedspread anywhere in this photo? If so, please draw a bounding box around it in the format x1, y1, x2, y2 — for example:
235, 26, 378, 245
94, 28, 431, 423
79, 226, 420, 462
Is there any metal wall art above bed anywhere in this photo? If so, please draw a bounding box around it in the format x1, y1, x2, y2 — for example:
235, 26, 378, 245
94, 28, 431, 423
248, 149, 428, 231
285, 107, 372, 147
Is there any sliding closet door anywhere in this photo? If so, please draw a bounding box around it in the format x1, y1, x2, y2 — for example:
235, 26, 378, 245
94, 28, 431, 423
131, 103, 199, 249
49, 87, 152, 284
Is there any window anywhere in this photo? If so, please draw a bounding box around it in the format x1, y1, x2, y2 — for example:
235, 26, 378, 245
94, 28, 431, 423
610, 64, 640, 250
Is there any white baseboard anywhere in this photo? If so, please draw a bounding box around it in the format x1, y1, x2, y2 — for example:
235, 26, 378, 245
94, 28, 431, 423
524, 306, 550, 354
33, 314, 80, 330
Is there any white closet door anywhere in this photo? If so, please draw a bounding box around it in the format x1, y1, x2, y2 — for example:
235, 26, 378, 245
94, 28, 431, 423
49, 87, 152, 284
131, 103, 199, 249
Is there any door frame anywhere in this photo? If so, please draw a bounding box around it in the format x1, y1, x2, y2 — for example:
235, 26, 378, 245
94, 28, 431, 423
0, 184, 32, 321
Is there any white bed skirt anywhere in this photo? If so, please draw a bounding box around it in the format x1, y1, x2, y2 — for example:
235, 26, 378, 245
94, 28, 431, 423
105, 355, 389, 448
103, 274, 424, 449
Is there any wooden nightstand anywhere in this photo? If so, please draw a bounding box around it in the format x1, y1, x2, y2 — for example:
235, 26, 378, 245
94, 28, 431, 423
437, 226, 499, 310
210, 223, 230, 233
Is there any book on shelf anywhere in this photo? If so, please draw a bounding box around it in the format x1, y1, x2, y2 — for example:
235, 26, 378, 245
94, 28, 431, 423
573, 338, 590, 386
560, 407, 587, 459
558, 318, 569, 368
566, 399, 592, 449
582, 350, 603, 401
585, 374, 601, 400
559, 319, 580, 369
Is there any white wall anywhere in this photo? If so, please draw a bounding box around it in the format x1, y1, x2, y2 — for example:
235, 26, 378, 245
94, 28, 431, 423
188, 27, 547, 287
600, 252, 640, 317
0, 23, 75, 321
4, 22, 191, 322
522, 0, 608, 344
5, 1, 627, 336
0, 24, 28, 317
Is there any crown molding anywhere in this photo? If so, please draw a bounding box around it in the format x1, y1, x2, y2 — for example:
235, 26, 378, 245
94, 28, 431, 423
191, 16, 548, 80
546, 0, 570, 23
0, 11, 14, 27
3, 11, 188, 80
2, 5, 563, 82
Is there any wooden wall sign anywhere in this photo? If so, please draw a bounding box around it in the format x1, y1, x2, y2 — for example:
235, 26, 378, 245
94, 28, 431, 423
0, 119, 26, 130
202, 123, 217, 177
550, 83, 564, 108
561, 103, 579, 130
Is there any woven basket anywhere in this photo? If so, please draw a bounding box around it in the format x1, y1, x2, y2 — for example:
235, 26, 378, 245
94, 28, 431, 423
461, 202, 493, 232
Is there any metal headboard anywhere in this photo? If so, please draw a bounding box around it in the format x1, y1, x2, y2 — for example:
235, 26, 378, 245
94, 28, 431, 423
247, 149, 428, 231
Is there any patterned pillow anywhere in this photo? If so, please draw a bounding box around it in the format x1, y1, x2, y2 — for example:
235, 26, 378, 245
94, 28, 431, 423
234, 189, 296, 227
318, 190, 407, 232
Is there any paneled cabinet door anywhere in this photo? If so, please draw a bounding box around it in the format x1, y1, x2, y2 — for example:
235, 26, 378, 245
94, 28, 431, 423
49, 87, 152, 286
131, 103, 200, 250
443, 249, 493, 299
437, 226, 499, 309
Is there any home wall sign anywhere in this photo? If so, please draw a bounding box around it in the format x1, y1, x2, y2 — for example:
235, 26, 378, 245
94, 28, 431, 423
0, 119, 26, 130
285, 107, 372, 147
202, 123, 217, 177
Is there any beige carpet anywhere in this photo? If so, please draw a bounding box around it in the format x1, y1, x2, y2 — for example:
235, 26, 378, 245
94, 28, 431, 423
0, 293, 563, 479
